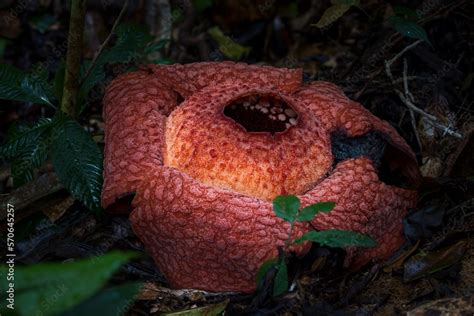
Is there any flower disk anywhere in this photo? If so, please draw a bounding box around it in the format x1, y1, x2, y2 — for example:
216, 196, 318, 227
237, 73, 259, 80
164, 83, 332, 201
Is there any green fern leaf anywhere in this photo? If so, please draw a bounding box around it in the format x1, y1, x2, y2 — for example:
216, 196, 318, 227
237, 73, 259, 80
0, 63, 54, 106
11, 139, 49, 187
51, 116, 103, 212
0, 118, 53, 160
78, 23, 154, 109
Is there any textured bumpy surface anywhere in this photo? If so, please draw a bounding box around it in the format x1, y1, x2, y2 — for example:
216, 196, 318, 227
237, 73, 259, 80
299, 157, 417, 268
131, 165, 310, 292
164, 83, 332, 201
102, 62, 420, 293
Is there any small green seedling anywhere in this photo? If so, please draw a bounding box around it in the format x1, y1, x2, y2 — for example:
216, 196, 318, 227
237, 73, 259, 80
256, 195, 377, 297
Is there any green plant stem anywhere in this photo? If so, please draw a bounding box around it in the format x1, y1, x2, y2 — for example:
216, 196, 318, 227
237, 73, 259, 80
61, 0, 86, 118
284, 221, 295, 250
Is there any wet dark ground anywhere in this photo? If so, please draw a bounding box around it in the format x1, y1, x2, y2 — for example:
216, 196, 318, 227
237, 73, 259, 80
0, 0, 473, 315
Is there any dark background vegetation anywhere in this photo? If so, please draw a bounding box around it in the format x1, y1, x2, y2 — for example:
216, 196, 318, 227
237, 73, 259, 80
0, 0, 473, 315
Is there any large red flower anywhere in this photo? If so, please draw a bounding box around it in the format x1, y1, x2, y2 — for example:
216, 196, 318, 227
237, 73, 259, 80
102, 62, 420, 293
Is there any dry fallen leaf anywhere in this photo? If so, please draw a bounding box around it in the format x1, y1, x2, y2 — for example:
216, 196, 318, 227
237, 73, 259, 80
160, 300, 229, 316
42, 196, 75, 222
403, 240, 467, 282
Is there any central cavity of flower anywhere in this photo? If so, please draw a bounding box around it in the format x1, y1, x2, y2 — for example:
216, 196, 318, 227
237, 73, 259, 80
223, 94, 298, 134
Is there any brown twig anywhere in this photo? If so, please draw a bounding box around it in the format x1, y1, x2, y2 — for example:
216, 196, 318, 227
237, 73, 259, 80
348, 0, 464, 98
403, 58, 422, 149
384, 41, 463, 139
386, 40, 423, 68
79, 0, 129, 88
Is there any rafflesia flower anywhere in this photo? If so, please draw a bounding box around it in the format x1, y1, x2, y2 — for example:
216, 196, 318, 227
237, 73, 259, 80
102, 62, 420, 293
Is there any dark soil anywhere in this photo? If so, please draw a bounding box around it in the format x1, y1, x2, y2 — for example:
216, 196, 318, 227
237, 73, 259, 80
0, 0, 473, 315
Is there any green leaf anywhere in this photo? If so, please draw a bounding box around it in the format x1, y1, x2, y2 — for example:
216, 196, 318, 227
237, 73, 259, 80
144, 39, 169, 55
161, 299, 229, 316
0, 63, 54, 106
51, 115, 103, 212
0, 118, 53, 160
62, 282, 143, 316
193, 0, 213, 13
77, 59, 106, 107
11, 139, 49, 187
29, 14, 56, 33
0, 63, 26, 101
273, 259, 288, 297
295, 230, 377, 248
21, 75, 54, 106
152, 58, 173, 65
0, 251, 139, 316
28, 63, 55, 102
0, 38, 7, 58
296, 201, 336, 221
6, 121, 30, 138
11, 158, 34, 187
313, 2, 357, 28
104, 23, 153, 64
388, 16, 432, 45
272, 195, 300, 222
256, 258, 278, 285
78, 23, 154, 103
207, 26, 251, 60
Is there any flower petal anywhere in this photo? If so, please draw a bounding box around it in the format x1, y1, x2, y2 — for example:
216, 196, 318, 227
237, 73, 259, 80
299, 157, 417, 267
293, 81, 421, 187
130, 165, 310, 293
146, 61, 303, 97
102, 70, 177, 208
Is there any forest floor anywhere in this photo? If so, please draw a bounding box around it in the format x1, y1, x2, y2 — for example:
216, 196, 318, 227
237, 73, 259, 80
0, 0, 473, 315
